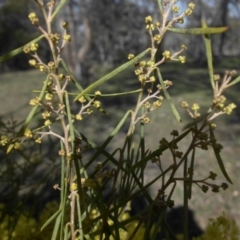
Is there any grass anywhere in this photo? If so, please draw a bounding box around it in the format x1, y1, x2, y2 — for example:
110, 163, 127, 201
0, 56, 240, 232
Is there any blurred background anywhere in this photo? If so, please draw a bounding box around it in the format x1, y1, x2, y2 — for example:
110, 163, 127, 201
0, 0, 240, 237
0, 0, 240, 77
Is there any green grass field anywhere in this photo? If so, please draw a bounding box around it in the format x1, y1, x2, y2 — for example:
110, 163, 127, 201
0, 56, 240, 230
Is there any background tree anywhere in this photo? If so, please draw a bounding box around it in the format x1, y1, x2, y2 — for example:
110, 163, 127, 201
1, 0, 240, 73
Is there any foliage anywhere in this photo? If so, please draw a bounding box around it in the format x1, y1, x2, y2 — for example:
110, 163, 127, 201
1, 203, 239, 240
0, 201, 155, 240
193, 212, 240, 240
0, 0, 240, 240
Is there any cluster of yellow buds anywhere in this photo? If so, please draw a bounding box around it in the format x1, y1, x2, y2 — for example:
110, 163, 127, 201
63, 34, 71, 42
29, 59, 37, 67
14, 142, 21, 150
62, 21, 68, 29
49, 33, 61, 44
23, 43, 39, 54
59, 149, 65, 156
144, 99, 163, 111
45, 93, 53, 101
93, 100, 101, 108
145, 16, 154, 31
163, 80, 173, 87
192, 103, 200, 111
28, 12, 39, 25
39, 64, 46, 72
75, 114, 83, 121
223, 103, 237, 115
149, 76, 156, 82
29, 97, 41, 106
213, 95, 226, 108
44, 119, 52, 127
87, 109, 93, 114
134, 60, 157, 84
185, 3, 195, 16
213, 95, 237, 115
0, 135, 9, 146
70, 182, 78, 191
162, 50, 171, 60
181, 101, 188, 108
172, 6, 180, 13
30, 43, 39, 52
178, 55, 186, 64
181, 101, 201, 119
35, 137, 42, 144
154, 34, 161, 43
191, 103, 201, 118
24, 128, 33, 138
58, 74, 65, 81
153, 100, 163, 109
128, 53, 135, 60
42, 111, 51, 119
95, 91, 102, 96
144, 102, 151, 109
48, 61, 55, 71
78, 96, 86, 103
143, 117, 150, 124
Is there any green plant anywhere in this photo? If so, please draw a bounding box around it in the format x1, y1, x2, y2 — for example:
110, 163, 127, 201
193, 212, 240, 240
1, 0, 240, 240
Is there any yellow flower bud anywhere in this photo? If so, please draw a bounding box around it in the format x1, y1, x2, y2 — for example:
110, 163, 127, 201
145, 16, 153, 24
24, 128, 33, 138
181, 101, 188, 108
29, 59, 37, 67
128, 53, 135, 60
76, 114, 83, 120
78, 96, 86, 103
44, 119, 52, 126
62, 21, 68, 29
192, 103, 200, 111
63, 34, 71, 42
163, 50, 171, 60
45, 93, 53, 101
178, 55, 186, 64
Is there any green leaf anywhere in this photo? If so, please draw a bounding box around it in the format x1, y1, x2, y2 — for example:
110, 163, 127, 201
51, 213, 62, 240
87, 89, 142, 97
51, 0, 67, 21
157, 69, 181, 122
168, 26, 228, 35
0, 35, 44, 63
157, 0, 163, 14
82, 110, 132, 171
74, 48, 151, 101
188, 148, 195, 199
202, 20, 215, 90
209, 125, 233, 184
41, 209, 61, 232
65, 92, 75, 147
226, 75, 240, 88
